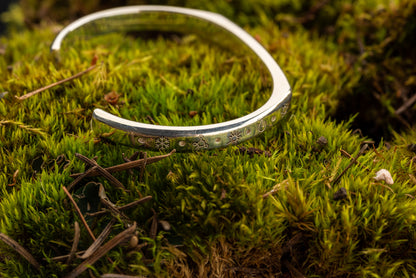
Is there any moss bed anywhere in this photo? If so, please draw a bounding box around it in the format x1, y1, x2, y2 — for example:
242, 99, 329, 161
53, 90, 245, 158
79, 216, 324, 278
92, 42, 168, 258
1, 0, 416, 277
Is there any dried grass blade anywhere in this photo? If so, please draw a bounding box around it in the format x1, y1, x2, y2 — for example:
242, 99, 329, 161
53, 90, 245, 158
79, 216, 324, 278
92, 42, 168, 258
67, 166, 97, 192
63, 186, 96, 241
64, 222, 137, 278
0, 233, 40, 270
66, 221, 81, 264
70, 150, 175, 178
16, 64, 98, 100
117, 196, 153, 211
150, 209, 158, 239
101, 274, 147, 278
332, 144, 368, 185
75, 153, 126, 190
79, 219, 115, 259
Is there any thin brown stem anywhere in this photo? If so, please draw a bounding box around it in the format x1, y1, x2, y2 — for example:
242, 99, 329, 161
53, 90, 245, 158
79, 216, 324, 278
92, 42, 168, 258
64, 223, 136, 278
16, 64, 98, 100
67, 166, 98, 192
333, 144, 368, 185
75, 153, 126, 190
63, 186, 96, 241
340, 149, 370, 172
118, 196, 153, 210
70, 150, 175, 178
66, 221, 80, 265
79, 219, 115, 259
86, 196, 153, 217
0, 233, 40, 271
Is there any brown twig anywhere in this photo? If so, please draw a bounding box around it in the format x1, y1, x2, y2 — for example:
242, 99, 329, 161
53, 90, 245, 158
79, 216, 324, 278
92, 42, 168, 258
16, 64, 98, 100
50, 251, 85, 261
7, 169, 19, 187
98, 184, 129, 221
101, 274, 147, 278
66, 222, 80, 265
122, 151, 140, 177
67, 166, 98, 192
297, 0, 330, 24
332, 144, 368, 185
262, 179, 289, 198
340, 149, 370, 172
237, 146, 271, 158
396, 94, 416, 115
70, 150, 175, 178
64, 222, 137, 278
75, 153, 126, 190
373, 182, 395, 193
0, 233, 40, 270
79, 219, 115, 259
139, 152, 148, 182
86, 196, 153, 217
118, 196, 153, 210
63, 186, 96, 241
150, 209, 158, 240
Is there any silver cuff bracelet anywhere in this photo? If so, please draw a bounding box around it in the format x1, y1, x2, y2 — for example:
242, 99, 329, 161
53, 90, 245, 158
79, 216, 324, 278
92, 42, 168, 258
51, 6, 291, 152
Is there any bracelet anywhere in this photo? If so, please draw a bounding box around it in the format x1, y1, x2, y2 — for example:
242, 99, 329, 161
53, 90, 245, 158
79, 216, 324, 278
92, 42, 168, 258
51, 6, 291, 151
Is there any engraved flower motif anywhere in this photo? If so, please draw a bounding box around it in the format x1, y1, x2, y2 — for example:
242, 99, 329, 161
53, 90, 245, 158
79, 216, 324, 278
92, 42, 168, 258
227, 130, 242, 145
280, 103, 289, 116
193, 135, 209, 151
155, 136, 170, 151
257, 119, 267, 133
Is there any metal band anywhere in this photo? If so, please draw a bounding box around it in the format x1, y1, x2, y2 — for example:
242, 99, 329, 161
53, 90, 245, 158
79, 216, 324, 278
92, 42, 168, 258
51, 6, 291, 151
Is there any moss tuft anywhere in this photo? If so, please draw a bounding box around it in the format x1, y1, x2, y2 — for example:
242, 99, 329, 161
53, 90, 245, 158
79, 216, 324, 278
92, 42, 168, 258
0, 1, 415, 277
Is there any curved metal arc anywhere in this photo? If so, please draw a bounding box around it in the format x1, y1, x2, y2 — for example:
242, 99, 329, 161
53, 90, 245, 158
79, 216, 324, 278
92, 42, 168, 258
52, 5, 291, 150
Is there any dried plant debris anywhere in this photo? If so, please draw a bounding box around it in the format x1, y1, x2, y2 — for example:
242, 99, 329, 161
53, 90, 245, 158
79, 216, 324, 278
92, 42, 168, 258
332, 144, 368, 185
237, 146, 271, 157
56, 150, 172, 276
408, 144, 416, 153
16, 64, 98, 100
70, 150, 176, 178
316, 135, 328, 146
333, 187, 348, 201
64, 223, 137, 278
373, 169, 394, 185
2, 1, 416, 277
66, 222, 80, 265
0, 233, 40, 271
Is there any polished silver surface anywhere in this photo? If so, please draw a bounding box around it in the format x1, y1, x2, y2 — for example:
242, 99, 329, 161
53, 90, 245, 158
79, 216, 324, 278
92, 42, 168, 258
51, 5, 291, 151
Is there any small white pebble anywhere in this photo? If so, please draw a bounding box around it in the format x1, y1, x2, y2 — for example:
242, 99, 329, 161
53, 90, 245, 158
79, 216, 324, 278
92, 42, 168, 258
373, 169, 394, 185
159, 220, 171, 231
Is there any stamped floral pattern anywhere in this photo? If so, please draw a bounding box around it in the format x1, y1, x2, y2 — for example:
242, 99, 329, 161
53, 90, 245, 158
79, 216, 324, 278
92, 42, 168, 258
227, 130, 242, 145
155, 136, 170, 151
257, 119, 267, 133
193, 135, 209, 151
280, 103, 290, 116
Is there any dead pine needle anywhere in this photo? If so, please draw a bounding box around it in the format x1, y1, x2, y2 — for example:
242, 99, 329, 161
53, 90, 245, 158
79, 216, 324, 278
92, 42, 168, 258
262, 179, 289, 198
62, 186, 96, 241
332, 144, 368, 185
86, 196, 153, 217
79, 219, 115, 259
70, 149, 176, 179
101, 274, 148, 278
0, 120, 47, 137
16, 64, 98, 100
64, 222, 137, 278
340, 149, 370, 172
74, 153, 126, 190
66, 221, 80, 265
0, 233, 40, 271
66, 166, 98, 192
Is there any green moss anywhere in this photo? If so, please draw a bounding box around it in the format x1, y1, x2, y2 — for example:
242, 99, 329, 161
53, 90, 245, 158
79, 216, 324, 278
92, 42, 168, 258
0, 1, 415, 277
